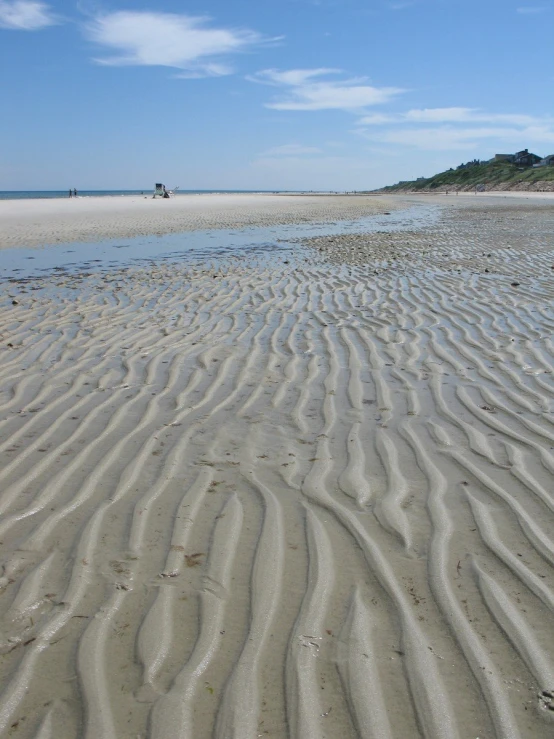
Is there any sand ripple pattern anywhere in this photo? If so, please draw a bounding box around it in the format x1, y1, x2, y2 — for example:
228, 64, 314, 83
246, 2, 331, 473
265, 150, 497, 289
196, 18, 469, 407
1, 210, 554, 738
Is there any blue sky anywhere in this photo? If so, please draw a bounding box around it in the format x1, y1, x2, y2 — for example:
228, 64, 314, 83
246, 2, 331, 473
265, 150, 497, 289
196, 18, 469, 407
1, 0, 553, 190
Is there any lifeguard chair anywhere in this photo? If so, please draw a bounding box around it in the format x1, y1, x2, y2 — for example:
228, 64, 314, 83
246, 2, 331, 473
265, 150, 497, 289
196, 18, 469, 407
154, 183, 170, 198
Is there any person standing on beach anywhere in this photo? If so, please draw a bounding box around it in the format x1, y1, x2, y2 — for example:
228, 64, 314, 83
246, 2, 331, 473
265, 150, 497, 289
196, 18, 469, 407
68, 189, 72, 198
74, 188, 78, 197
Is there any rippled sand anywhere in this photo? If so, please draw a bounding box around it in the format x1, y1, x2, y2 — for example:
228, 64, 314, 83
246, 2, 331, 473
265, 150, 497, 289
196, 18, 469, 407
0, 199, 553, 738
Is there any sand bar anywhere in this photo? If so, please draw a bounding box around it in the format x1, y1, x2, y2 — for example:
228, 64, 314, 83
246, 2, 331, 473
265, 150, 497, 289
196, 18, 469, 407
0, 193, 395, 249
0, 197, 553, 737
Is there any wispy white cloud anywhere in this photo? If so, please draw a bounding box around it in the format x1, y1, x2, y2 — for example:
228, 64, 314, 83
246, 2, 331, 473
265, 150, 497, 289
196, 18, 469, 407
516, 6, 548, 13
368, 126, 523, 151
260, 144, 322, 156
250, 68, 341, 87
358, 112, 399, 124
0, 0, 57, 30
360, 123, 554, 151
251, 68, 404, 111
359, 107, 544, 126
355, 104, 554, 152
405, 108, 540, 125
519, 125, 554, 144
86, 11, 274, 76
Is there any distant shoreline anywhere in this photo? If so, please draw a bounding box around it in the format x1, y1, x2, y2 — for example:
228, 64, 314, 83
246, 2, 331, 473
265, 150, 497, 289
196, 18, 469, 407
0, 189, 380, 202
0, 189, 306, 202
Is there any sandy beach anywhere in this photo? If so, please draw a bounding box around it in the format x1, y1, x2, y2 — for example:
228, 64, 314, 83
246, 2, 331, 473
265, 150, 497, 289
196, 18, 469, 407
1, 194, 553, 738
0, 193, 395, 249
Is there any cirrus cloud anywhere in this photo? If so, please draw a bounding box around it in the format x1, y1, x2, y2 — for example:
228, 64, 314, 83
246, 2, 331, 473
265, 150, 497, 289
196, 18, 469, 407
369, 126, 524, 151
86, 11, 275, 77
358, 107, 545, 126
250, 68, 404, 111
0, 0, 57, 30
356, 107, 554, 152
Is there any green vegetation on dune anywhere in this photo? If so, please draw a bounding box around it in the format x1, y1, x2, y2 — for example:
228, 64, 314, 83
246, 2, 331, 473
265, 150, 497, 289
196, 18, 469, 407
379, 159, 554, 192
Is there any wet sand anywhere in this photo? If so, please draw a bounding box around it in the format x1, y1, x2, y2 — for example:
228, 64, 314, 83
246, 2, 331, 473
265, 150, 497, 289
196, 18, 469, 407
0, 193, 394, 249
0, 197, 553, 738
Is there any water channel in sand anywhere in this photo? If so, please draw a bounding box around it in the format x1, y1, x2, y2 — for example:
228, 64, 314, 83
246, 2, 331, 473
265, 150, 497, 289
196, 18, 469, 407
0, 205, 439, 280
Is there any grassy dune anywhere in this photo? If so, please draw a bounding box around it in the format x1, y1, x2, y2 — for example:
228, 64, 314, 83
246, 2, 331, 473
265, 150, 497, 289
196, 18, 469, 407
379, 159, 554, 192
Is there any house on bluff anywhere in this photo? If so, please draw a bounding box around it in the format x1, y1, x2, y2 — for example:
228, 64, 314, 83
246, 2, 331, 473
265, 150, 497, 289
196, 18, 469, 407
514, 149, 542, 166
493, 149, 543, 166
534, 154, 554, 168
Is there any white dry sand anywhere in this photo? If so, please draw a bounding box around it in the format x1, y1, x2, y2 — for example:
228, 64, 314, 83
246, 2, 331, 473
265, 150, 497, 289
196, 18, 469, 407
0, 193, 396, 249
0, 196, 554, 738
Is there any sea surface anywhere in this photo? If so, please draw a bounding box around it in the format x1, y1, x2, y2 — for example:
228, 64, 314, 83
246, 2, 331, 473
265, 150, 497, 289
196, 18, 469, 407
0, 190, 286, 201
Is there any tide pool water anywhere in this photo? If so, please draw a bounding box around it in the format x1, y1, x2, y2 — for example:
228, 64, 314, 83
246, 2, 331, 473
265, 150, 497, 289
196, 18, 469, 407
0, 205, 439, 280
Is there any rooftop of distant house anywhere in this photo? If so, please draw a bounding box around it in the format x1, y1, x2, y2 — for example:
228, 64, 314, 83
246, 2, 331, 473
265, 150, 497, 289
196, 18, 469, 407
492, 149, 554, 167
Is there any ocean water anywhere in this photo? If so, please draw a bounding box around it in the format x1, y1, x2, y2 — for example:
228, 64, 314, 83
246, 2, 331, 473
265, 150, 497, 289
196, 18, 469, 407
0, 190, 282, 201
